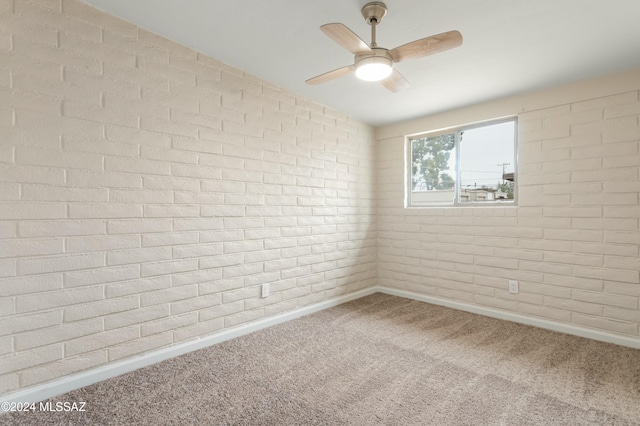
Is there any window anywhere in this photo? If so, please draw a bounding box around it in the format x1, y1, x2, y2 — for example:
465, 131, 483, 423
407, 117, 517, 206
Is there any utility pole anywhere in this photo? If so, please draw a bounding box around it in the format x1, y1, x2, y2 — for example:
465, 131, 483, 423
497, 162, 510, 184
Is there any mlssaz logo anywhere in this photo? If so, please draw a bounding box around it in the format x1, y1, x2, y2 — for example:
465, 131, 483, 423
39, 401, 87, 412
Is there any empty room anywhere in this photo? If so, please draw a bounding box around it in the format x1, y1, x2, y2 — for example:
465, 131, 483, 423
1, 0, 640, 424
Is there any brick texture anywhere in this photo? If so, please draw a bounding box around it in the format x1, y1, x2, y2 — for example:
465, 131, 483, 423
378, 89, 640, 340
0, 0, 376, 396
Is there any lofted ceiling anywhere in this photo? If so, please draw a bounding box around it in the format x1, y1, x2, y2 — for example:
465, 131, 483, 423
82, 0, 640, 127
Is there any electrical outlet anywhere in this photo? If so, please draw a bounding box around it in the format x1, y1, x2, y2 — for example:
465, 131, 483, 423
508, 280, 519, 294
261, 283, 270, 298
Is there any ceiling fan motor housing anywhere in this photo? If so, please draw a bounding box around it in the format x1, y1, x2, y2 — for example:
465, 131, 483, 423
355, 47, 393, 64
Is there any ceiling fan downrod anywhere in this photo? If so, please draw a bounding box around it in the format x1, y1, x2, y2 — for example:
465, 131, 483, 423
361, 1, 387, 48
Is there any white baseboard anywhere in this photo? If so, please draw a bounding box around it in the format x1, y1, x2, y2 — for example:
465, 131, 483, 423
0, 287, 377, 409
3, 284, 639, 410
375, 286, 640, 350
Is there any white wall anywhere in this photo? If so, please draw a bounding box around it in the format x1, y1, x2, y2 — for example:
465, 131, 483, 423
0, 0, 376, 396
377, 69, 640, 342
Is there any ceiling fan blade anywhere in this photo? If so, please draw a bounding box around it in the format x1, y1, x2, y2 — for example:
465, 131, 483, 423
389, 30, 463, 63
306, 65, 355, 85
380, 69, 410, 93
320, 23, 372, 55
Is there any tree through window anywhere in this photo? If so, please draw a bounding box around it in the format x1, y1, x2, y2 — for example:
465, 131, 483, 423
411, 133, 456, 192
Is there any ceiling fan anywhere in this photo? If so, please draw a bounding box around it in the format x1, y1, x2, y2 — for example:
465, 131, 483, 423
306, 1, 463, 92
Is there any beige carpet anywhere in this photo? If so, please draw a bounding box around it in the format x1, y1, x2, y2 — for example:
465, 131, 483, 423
3, 293, 640, 425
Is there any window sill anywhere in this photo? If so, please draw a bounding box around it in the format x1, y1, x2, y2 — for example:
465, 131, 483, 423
406, 202, 518, 209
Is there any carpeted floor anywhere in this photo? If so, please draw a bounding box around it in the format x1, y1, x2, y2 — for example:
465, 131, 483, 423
3, 293, 640, 425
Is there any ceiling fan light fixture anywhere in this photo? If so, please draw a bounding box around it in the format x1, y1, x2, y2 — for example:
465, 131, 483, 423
355, 56, 393, 81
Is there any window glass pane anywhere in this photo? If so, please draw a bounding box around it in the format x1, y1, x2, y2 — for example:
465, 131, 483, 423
458, 121, 515, 203
410, 133, 456, 204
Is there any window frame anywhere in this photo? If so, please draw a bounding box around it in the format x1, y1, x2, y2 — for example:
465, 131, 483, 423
405, 116, 518, 208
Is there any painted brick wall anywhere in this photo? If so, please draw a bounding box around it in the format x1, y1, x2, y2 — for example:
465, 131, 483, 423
378, 88, 640, 340
0, 0, 376, 395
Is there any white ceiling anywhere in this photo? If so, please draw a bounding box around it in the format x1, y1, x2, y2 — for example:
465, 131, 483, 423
82, 0, 640, 127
